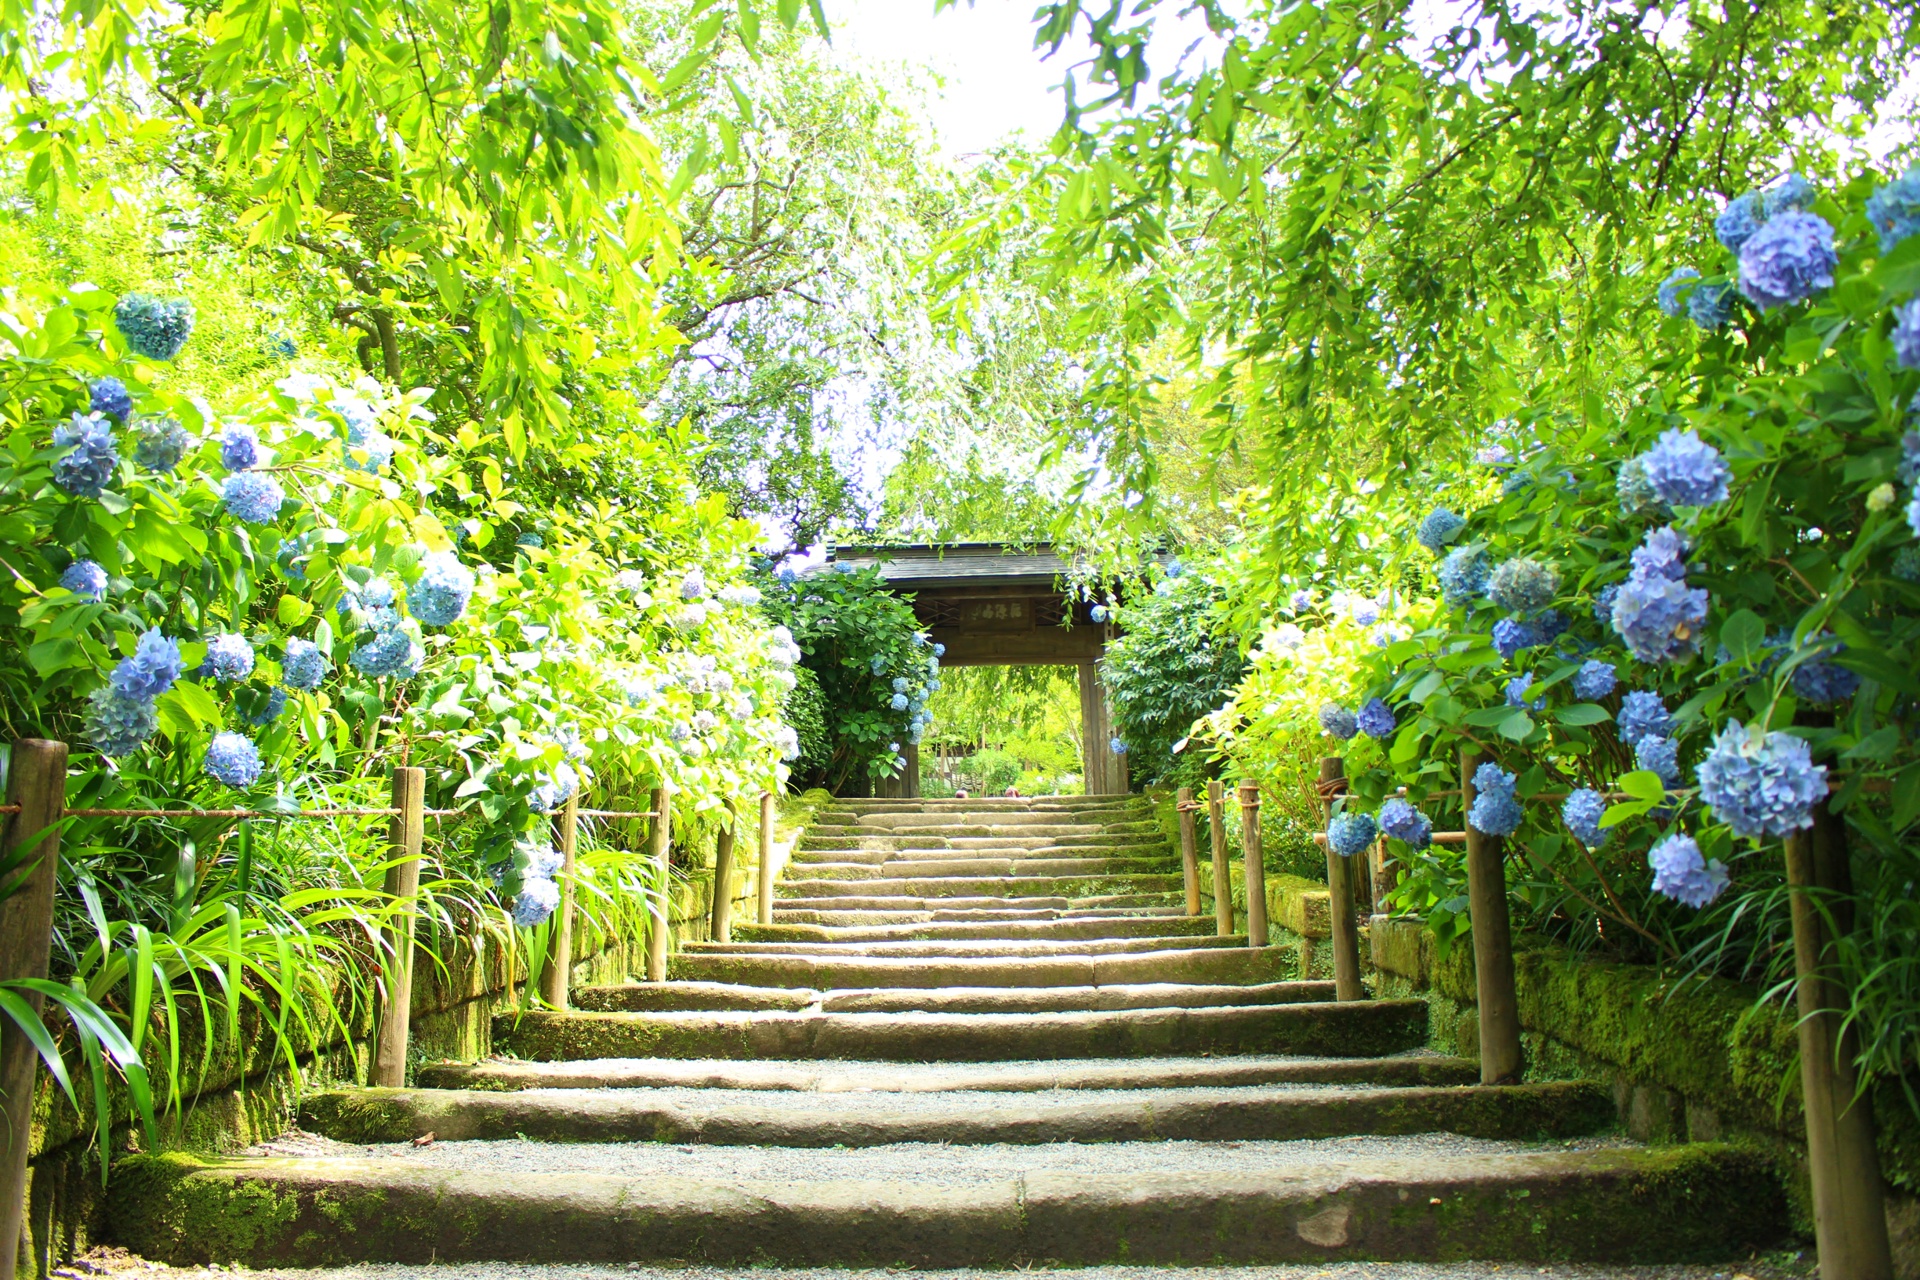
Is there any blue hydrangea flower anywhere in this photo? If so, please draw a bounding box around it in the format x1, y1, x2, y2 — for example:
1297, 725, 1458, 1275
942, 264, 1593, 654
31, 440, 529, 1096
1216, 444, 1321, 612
203, 633, 255, 682
351, 626, 419, 679
1616, 456, 1671, 519
1898, 431, 1920, 487
1561, 788, 1608, 849
1164, 560, 1186, 577
1593, 584, 1622, 625
1505, 674, 1545, 711
679, 569, 707, 602
1487, 558, 1558, 612
1714, 191, 1764, 252
1617, 691, 1673, 747
1417, 508, 1467, 552
1910, 492, 1920, 541
1376, 797, 1432, 850
283, 638, 327, 691
1866, 165, 1920, 253
1289, 589, 1315, 612
205, 731, 263, 788
932, 644, 946, 658
114, 294, 195, 361
51, 413, 118, 498
1696, 721, 1827, 839
1649, 833, 1729, 908
1761, 172, 1817, 219
1468, 762, 1522, 838
1737, 211, 1837, 310
344, 419, 395, 474
1492, 618, 1539, 662
60, 559, 107, 601
1790, 634, 1860, 705
891, 677, 909, 693
247, 686, 289, 725
1327, 811, 1378, 857
85, 685, 157, 758
869, 654, 887, 676
131, 416, 189, 473
1109, 737, 1127, 755
111, 628, 183, 699
1355, 697, 1395, 739
1688, 281, 1735, 330
1571, 659, 1617, 701
1611, 574, 1710, 664
1476, 443, 1512, 468
1437, 545, 1490, 605
1347, 595, 1382, 627
1893, 547, 1920, 583
889, 692, 909, 711
89, 377, 133, 421
513, 876, 561, 928
1318, 704, 1358, 740
1656, 268, 1700, 318
223, 472, 286, 524
528, 763, 579, 815
669, 722, 693, 744
1631, 526, 1692, 582
1531, 609, 1568, 644
220, 424, 261, 471
1894, 298, 1920, 372
1639, 430, 1731, 507
1089, 603, 1109, 623
409, 551, 476, 627
1635, 734, 1681, 787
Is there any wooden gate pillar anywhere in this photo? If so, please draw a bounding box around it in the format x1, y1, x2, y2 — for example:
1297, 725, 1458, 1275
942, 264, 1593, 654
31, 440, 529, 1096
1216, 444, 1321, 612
1077, 662, 1127, 794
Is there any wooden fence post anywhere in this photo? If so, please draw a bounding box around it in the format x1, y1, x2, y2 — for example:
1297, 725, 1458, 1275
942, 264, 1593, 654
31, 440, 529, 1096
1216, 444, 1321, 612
757, 791, 775, 927
1205, 780, 1233, 936
1237, 782, 1268, 947
371, 766, 424, 1088
646, 781, 674, 983
1318, 757, 1366, 1002
1460, 747, 1522, 1084
709, 800, 736, 944
538, 792, 580, 1010
1787, 801, 1894, 1279
1175, 786, 1201, 917
1, 740, 67, 1280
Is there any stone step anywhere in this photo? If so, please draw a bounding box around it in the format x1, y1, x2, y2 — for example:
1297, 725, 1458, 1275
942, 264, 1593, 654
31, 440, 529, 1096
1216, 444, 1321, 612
670, 943, 1293, 989
299, 1080, 1614, 1147
770, 906, 1187, 926
685, 934, 1240, 959
843, 816, 1159, 833
489, 1000, 1428, 1062
112, 1140, 1782, 1268
778, 873, 1184, 899
792, 841, 1174, 864
730, 916, 1214, 945
800, 832, 1170, 852
772, 892, 1184, 913
418, 1051, 1482, 1094
570, 979, 1333, 1016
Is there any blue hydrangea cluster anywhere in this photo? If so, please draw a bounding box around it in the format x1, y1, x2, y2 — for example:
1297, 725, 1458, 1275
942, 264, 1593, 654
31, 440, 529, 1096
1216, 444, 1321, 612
1492, 618, 1538, 662
1714, 191, 1765, 251
1638, 431, 1730, 507
205, 731, 263, 788
1327, 810, 1378, 857
1571, 659, 1617, 701
1318, 703, 1358, 740
1532, 609, 1568, 644
61, 559, 107, 601
1611, 526, 1710, 665
1893, 547, 1920, 584
1487, 558, 1558, 612
1376, 798, 1432, 850
344, 420, 395, 474
1762, 173, 1817, 219
246, 687, 288, 725
220, 424, 261, 471
1631, 525, 1691, 581
1593, 583, 1621, 624
868, 653, 887, 676
1355, 697, 1395, 739
52, 413, 118, 498
932, 644, 946, 658
1737, 211, 1837, 310
1617, 690, 1673, 747
1089, 603, 1110, 623
679, 569, 707, 602
114, 294, 195, 361
350, 621, 420, 680
1635, 735, 1681, 787
1347, 595, 1382, 627
889, 692, 910, 711
1790, 634, 1860, 705
528, 763, 579, 815
513, 875, 561, 928
1501, 674, 1541, 711
1866, 165, 1920, 253
1656, 268, 1700, 318
1109, 737, 1128, 756
1615, 457, 1670, 519
409, 551, 476, 627
1289, 589, 1314, 612
1416, 508, 1467, 552
203, 633, 255, 682
223, 472, 286, 524
111, 628, 183, 700
1561, 788, 1608, 849
1688, 281, 1734, 330
84, 686, 157, 758
1649, 833, 1729, 908
89, 377, 133, 421
1696, 720, 1827, 839
1437, 545, 1491, 605
892, 677, 909, 693
1894, 298, 1920, 372
132, 417, 189, 472
1468, 762, 1522, 838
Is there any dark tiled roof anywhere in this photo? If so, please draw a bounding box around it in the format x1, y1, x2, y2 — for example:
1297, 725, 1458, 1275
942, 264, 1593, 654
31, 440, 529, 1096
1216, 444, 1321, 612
825, 543, 1072, 590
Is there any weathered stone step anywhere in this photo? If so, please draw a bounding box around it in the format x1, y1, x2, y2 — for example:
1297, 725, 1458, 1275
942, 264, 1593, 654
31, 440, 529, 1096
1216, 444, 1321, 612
113, 1141, 1781, 1268
731, 916, 1213, 945
418, 1051, 1481, 1094
490, 1000, 1428, 1062
779, 873, 1183, 899
685, 934, 1238, 959
792, 841, 1174, 864
773, 892, 1183, 913
771, 906, 1187, 927
670, 943, 1294, 989
800, 832, 1170, 852
299, 1080, 1614, 1148
570, 978, 1332, 1016
572, 981, 816, 1013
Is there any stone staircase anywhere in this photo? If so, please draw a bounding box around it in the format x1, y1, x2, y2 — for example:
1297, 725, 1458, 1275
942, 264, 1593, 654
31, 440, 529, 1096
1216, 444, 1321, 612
109, 795, 1785, 1269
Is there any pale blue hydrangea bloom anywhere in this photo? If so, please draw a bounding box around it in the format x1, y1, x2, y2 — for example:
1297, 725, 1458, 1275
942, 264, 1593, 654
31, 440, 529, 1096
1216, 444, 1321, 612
283, 638, 327, 691
669, 723, 693, 743
205, 731, 263, 788
1790, 634, 1860, 705
1910, 492, 1920, 541
1376, 798, 1432, 850
1571, 659, 1617, 701
513, 876, 561, 927
1737, 211, 1837, 310
52, 413, 118, 498
1688, 281, 1735, 330
1898, 431, 1920, 486
1894, 298, 1920, 372
679, 569, 707, 602
61, 560, 107, 601
85, 686, 156, 757
343, 420, 395, 474
1532, 609, 1568, 644
1761, 172, 1817, 219
1505, 674, 1545, 711
1468, 762, 1522, 837
1593, 584, 1621, 625
1561, 788, 1608, 849
528, 763, 579, 815
1327, 811, 1378, 857
892, 677, 909, 693
220, 424, 261, 471
1649, 834, 1728, 908
1617, 691, 1673, 747
409, 551, 476, 627
112, 628, 183, 699
1417, 508, 1467, 552
1487, 558, 1558, 612
223, 472, 286, 524
1616, 456, 1671, 519
932, 644, 946, 658
350, 626, 419, 679
1492, 618, 1538, 662
1866, 166, 1920, 253
1318, 704, 1358, 740
1635, 735, 1681, 787
1109, 737, 1127, 755
1714, 191, 1764, 252
247, 687, 289, 725
1289, 589, 1314, 612
1347, 595, 1382, 627
716, 584, 762, 606
1696, 720, 1827, 839
89, 377, 133, 421
1355, 697, 1395, 739
1611, 574, 1710, 664
1639, 430, 1731, 507
132, 417, 190, 472
1437, 545, 1490, 605
890, 692, 909, 711
1656, 268, 1700, 318
203, 633, 255, 682
869, 654, 887, 676
1631, 525, 1692, 582
1476, 443, 1512, 467
114, 293, 195, 361
1090, 604, 1109, 622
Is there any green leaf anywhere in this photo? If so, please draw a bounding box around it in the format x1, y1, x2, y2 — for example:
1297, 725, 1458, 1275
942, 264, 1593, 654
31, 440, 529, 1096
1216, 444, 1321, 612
158, 681, 222, 732
1553, 703, 1611, 727
1719, 610, 1766, 666
1616, 769, 1667, 804
1496, 709, 1534, 741
276, 595, 313, 626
